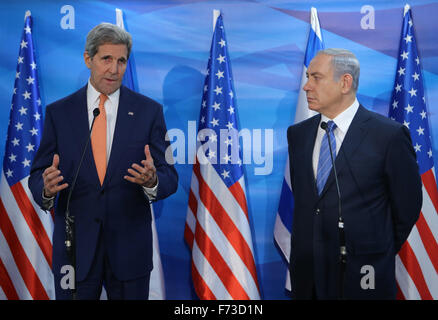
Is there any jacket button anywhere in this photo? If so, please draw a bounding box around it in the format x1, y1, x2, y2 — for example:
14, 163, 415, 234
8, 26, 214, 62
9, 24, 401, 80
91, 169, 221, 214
316, 208, 320, 215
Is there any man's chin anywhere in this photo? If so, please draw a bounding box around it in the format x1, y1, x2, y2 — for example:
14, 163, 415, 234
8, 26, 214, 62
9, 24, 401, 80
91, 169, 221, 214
101, 84, 121, 95
307, 104, 319, 112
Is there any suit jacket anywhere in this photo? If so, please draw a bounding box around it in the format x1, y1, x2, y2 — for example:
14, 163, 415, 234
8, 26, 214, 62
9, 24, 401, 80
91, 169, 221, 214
287, 105, 422, 299
28, 85, 178, 282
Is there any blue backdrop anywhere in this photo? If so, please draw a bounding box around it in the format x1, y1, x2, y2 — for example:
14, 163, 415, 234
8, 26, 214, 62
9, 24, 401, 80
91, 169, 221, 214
1, 0, 437, 299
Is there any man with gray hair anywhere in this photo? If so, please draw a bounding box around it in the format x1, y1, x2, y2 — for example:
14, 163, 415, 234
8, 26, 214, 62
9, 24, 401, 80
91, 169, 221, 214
29, 23, 178, 299
287, 48, 422, 299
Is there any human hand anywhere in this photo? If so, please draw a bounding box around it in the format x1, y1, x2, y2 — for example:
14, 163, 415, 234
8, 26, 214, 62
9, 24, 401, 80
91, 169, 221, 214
42, 154, 68, 198
124, 145, 157, 188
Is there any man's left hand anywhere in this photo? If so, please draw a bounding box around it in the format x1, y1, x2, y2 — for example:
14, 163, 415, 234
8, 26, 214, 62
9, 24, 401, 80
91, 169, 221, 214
124, 144, 157, 188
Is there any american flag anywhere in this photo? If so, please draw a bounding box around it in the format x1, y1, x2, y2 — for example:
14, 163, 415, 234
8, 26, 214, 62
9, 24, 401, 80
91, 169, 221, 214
184, 13, 260, 299
0, 11, 54, 300
273, 7, 324, 291
389, 4, 438, 300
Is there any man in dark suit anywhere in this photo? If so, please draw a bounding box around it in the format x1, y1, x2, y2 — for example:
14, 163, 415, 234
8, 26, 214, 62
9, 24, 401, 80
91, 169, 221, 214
28, 23, 178, 299
287, 48, 422, 299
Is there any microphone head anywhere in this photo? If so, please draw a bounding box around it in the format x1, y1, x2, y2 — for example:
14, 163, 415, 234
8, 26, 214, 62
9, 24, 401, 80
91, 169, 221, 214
320, 121, 328, 130
93, 108, 100, 117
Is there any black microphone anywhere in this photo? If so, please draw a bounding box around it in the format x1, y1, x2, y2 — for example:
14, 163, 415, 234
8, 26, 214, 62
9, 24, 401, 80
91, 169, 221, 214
320, 121, 347, 299
65, 107, 100, 299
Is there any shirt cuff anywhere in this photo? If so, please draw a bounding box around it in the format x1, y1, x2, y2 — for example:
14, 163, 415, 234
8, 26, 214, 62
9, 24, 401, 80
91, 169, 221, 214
42, 189, 55, 210
142, 177, 158, 202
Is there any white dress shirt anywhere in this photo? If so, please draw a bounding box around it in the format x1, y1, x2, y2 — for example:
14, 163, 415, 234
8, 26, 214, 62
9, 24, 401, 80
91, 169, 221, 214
312, 99, 360, 179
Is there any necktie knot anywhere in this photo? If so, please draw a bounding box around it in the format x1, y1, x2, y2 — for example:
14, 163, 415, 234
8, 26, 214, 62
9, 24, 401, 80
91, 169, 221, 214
326, 120, 336, 132
99, 94, 108, 111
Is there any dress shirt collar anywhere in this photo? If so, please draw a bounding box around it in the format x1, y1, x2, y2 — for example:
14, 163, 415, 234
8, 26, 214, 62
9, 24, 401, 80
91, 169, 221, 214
86, 79, 120, 111
320, 98, 360, 135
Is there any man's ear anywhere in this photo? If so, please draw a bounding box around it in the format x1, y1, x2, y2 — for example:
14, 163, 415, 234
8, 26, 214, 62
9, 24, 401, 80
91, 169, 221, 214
341, 73, 353, 94
84, 51, 91, 69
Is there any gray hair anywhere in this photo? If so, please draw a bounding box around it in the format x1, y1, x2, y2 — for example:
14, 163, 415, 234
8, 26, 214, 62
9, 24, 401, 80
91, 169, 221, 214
318, 48, 360, 92
85, 23, 132, 59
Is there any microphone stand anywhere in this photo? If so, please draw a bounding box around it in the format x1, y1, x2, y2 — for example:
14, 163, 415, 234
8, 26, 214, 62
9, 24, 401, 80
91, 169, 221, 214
65, 108, 100, 300
321, 121, 347, 300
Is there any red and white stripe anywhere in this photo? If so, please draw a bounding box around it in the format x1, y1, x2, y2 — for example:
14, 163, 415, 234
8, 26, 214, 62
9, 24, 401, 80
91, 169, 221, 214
396, 168, 438, 300
0, 172, 54, 300
185, 160, 260, 300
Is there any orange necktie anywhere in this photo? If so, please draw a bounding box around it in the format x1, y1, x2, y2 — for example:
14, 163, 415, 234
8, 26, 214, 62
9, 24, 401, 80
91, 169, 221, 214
91, 94, 108, 185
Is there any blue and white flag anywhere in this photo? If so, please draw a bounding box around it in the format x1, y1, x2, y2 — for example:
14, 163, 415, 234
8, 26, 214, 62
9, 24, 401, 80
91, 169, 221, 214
274, 7, 324, 291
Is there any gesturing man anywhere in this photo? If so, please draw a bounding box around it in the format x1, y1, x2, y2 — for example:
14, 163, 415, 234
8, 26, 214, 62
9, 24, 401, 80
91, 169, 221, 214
29, 23, 178, 300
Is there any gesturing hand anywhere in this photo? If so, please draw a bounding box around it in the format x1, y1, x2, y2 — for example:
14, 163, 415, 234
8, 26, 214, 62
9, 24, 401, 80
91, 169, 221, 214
42, 154, 69, 198
124, 145, 157, 188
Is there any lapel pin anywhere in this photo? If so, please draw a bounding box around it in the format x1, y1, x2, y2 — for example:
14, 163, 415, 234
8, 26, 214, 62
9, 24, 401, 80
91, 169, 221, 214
128, 112, 134, 116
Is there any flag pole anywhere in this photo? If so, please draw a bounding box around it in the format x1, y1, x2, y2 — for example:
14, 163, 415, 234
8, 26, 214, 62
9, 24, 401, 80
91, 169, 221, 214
213, 9, 220, 31
404, 3, 410, 16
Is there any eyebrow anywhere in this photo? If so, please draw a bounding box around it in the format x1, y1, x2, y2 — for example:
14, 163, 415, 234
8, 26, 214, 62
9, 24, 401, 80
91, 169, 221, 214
101, 55, 127, 61
308, 71, 323, 77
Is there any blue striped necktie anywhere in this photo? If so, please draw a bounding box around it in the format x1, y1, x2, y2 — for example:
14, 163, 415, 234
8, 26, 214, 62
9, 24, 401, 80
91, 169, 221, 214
316, 121, 337, 195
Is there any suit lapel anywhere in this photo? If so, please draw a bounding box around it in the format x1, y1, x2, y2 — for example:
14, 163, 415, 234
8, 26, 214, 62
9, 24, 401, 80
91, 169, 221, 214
68, 86, 89, 145
68, 85, 102, 188
319, 105, 371, 198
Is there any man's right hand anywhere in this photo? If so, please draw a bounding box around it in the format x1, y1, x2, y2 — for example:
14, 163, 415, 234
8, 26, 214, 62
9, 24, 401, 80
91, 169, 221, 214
42, 154, 69, 198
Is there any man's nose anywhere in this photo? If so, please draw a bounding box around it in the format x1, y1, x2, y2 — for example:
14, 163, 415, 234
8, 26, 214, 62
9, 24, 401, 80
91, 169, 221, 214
303, 80, 310, 91
108, 61, 119, 74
